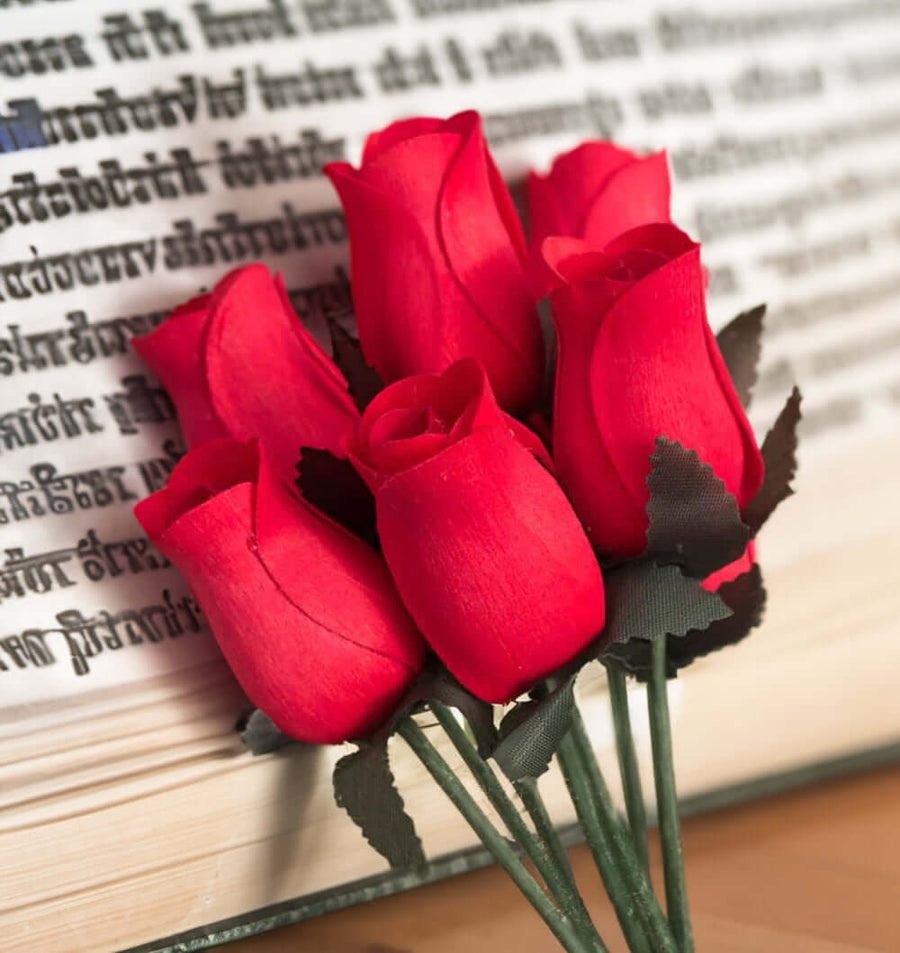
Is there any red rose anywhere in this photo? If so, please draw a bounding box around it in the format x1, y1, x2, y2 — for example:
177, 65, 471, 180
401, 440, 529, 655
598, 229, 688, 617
546, 224, 764, 558
134, 440, 426, 744
528, 143, 670, 296
133, 264, 359, 485
326, 111, 543, 414
350, 360, 605, 703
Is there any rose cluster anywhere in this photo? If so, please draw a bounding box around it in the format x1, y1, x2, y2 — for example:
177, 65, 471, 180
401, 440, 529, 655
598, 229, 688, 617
134, 112, 762, 744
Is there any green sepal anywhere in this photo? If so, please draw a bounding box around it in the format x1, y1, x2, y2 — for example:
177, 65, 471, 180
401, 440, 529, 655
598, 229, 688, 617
645, 437, 750, 579
237, 708, 295, 755
716, 303, 765, 409
492, 679, 576, 781
744, 387, 802, 535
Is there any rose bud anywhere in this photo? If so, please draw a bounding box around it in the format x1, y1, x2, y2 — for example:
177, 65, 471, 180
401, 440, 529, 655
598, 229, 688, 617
325, 111, 544, 414
528, 143, 671, 296
350, 359, 605, 703
133, 264, 359, 484
134, 439, 426, 744
546, 223, 764, 559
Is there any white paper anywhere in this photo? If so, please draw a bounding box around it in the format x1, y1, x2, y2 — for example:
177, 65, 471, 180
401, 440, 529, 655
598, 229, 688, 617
2, 0, 900, 708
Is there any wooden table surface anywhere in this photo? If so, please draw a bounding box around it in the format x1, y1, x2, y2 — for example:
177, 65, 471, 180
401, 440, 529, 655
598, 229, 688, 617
227, 764, 900, 953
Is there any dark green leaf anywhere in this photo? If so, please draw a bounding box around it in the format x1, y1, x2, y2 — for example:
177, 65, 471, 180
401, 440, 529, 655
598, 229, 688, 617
603, 564, 764, 680
238, 708, 295, 755
332, 663, 489, 869
716, 304, 765, 409
537, 297, 556, 423
668, 563, 767, 668
602, 562, 732, 647
645, 437, 750, 578
602, 640, 658, 679
424, 668, 498, 758
333, 743, 425, 869
296, 448, 379, 549
743, 387, 802, 535
492, 679, 575, 781
328, 321, 384, 413
361, 658, 497, 757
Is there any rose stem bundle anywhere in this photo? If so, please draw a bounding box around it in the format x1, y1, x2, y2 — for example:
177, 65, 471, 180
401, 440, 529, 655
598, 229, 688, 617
647, 638, 694, 953
398, 718, 594, 953
427, 704, 606, 951
560, 710, 681, 953
556, 732, 654, 953
606, 666, 650, 872
511, 778, 581, 914
427, 703, 603, 947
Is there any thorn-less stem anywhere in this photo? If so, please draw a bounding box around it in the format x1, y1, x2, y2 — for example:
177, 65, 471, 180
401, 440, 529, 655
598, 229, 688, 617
398, 718, 592, 953
606, 666, 650, 872
648, 638, 694, 953
429, 703, 606, 953
513, 776, 605, 952
565, 708, 679, 953
557, 733, 654, 953
512, 777, 577, 892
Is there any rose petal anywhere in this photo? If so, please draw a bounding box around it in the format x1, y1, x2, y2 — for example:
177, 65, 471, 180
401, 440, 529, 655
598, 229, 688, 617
273, 272, 349, 390
526, 170, 569, 295
133, 438, 258, 538
426, 406, 452, 434
253, 447, 425, 671
369, 406, 431, 445
362, 116, 446, 164
132, 296, 230, 448
528, 146, 672, 299
328, 114, 541, 412
437, 112, 543, 411
589, 245, 764, 552
545, 141, 636, 236
370, 432, 450, 475
376, 426, 605, 702
326, 163, 443, 383
356, 373, 444, 454
354, 361, 551, 486
204, 264, 360, 483
445, 363, 552, 468
136, 440, 425, 744
581, 151, 671, 248
545, 225, 695, 324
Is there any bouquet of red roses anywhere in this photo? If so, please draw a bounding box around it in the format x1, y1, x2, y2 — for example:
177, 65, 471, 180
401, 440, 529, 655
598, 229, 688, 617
132, 112, 800, 953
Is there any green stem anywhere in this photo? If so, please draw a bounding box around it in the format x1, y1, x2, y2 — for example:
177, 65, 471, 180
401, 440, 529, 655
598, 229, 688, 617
557, 733, 654, 953
607, 666, 650, 872
429, 704, 606, 953
566, 707, 679, 953
648, 638, 694, 953
512, 777, 578, 893
398, 718, 592, 953
513, 776, 605, 952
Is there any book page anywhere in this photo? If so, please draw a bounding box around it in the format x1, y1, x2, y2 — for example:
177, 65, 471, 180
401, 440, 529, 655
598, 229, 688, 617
2, 0, 900, 711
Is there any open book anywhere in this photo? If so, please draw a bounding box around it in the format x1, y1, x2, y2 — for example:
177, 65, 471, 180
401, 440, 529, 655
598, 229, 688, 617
2, 1, 899, 951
